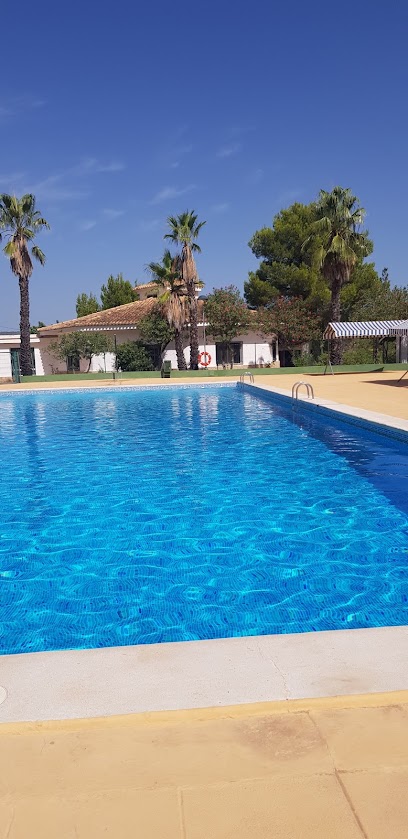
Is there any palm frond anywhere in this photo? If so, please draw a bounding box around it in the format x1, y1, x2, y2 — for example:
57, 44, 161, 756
3, 240, 16, 258
31, 245, 46, 265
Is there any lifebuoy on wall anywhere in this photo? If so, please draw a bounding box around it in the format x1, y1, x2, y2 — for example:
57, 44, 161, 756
198, 351, 212, 367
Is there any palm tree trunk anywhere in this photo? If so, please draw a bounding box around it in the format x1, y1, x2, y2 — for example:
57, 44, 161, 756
182, 245, 199, 369
188, 296, 199, 369
330, 274, 343, 365
18, 274, 32, 376
175, 329, 187, 370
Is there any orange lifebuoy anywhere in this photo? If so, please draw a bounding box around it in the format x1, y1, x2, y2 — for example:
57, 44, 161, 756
198, 351, 212, 367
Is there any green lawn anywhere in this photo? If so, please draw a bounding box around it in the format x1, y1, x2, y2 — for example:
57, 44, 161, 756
20, 362, 408, 383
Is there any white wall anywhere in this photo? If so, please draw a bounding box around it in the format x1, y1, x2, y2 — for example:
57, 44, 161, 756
164, 329, 277, 369
90, 352, 116, 373
163, 339, 217, 369
0, 350, 12, 378
36, 326, 279, 374
238, 331, 276, 367
0, 334, 42, 378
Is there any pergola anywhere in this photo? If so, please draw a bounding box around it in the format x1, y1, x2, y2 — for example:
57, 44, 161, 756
322, 320, 408, 375
323, 320, 408, 339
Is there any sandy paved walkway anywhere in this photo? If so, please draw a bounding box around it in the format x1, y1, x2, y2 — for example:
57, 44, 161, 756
254, 371, 408, 420
1, 692, 407, 838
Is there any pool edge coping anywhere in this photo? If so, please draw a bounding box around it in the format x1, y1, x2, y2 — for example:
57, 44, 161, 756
240, 380, 408, 440
1, 625, 408, 723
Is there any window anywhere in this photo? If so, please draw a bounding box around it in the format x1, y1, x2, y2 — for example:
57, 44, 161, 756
67, 354, 80, 373
215, 342, 242, 366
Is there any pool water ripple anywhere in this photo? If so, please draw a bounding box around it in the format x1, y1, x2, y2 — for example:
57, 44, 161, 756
0, 385, 407, 654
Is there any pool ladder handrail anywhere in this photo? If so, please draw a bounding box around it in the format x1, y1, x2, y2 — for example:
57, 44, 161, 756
291, 381, 314, 400
239, 371, 255, 384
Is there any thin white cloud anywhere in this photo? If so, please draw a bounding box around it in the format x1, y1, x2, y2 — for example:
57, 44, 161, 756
216, 143, 241, 159
14, 157, 125, 203
150, 184, 196, 205
0, 172, 25, 190
96, 161, 125, 173
211, 202, 230, 214
246, 168, 264, 185
73, 158, 125, 175
170, 162, 180, 169
175, 144, 193, 156
102, 208, 124, 219
139, 218, 161, 232
0, 96, 46, 121
79, 220, 97, 232
277, 188, 303, 204
27, 174, 89, 202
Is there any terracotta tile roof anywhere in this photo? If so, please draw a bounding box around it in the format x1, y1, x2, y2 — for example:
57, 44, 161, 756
39, 299, 207, 335
38, 298, 159, 334
135, 281, 158, 290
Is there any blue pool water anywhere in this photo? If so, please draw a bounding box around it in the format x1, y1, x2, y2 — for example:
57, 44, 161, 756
0, 384, 407, 655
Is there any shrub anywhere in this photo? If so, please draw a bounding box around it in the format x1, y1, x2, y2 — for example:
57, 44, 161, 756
115, 342, 154, 372
292, 352, 318, 367
342, 341, 373, 365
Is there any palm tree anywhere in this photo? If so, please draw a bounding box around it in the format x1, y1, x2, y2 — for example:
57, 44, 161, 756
0, 194, 50, 375
147, 249, 188, 370
164, 211, 206, 369
304, 186, 370, 364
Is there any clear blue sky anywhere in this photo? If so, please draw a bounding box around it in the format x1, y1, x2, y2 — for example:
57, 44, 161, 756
1, 0, 407, 328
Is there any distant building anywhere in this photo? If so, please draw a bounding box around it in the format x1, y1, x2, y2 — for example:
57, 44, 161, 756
0, 332, 44, 381
36, 298, 279, 374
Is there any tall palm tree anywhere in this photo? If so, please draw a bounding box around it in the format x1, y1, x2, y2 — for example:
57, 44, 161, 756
304, 186, 370, 364
0, 194, 50, 375
147, 250, 188, 370
164, 211, 206, 369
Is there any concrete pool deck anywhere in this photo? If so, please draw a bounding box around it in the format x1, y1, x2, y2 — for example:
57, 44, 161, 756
1, 691, 408, 838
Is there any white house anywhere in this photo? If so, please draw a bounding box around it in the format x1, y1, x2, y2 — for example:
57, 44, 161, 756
36, 292, 279, 374
0, 332, 44, 381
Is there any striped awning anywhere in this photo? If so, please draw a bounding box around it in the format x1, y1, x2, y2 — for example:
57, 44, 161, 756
387, 320, 408, 336
323, 320, 408, 339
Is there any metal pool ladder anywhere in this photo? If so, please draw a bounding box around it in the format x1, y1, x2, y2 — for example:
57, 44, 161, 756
292, 381, 314, 400
239, 371, 254, 384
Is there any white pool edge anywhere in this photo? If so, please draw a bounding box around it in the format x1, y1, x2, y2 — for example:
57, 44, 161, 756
1, 625, 408, 722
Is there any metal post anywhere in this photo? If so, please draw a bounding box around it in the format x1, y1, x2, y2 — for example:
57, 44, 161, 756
323, 339, 335, 375
203, 304, 206, 361
113, 334, 117, 380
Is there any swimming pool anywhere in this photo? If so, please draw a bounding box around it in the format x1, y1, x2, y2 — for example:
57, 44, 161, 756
0, 384, 407, 655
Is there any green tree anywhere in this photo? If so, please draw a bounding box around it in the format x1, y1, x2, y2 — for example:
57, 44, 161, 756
245, 203, 323, 308
30, 321, 46, 334
76, 292, 100, 318
138, 309, 174, 365
115, 342, 154, 372
257, 298, 321, 365
147, 250, 188, 370
350, 272, 408, 320
164, 211, 206, 369
0, 194, 49, 375
205, 286, 250, 368
81, 333, 113, 371
245, 200, 379, 331
304, 186, 372, 363
49, 332, 113, 372
100, 273, 139, 309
